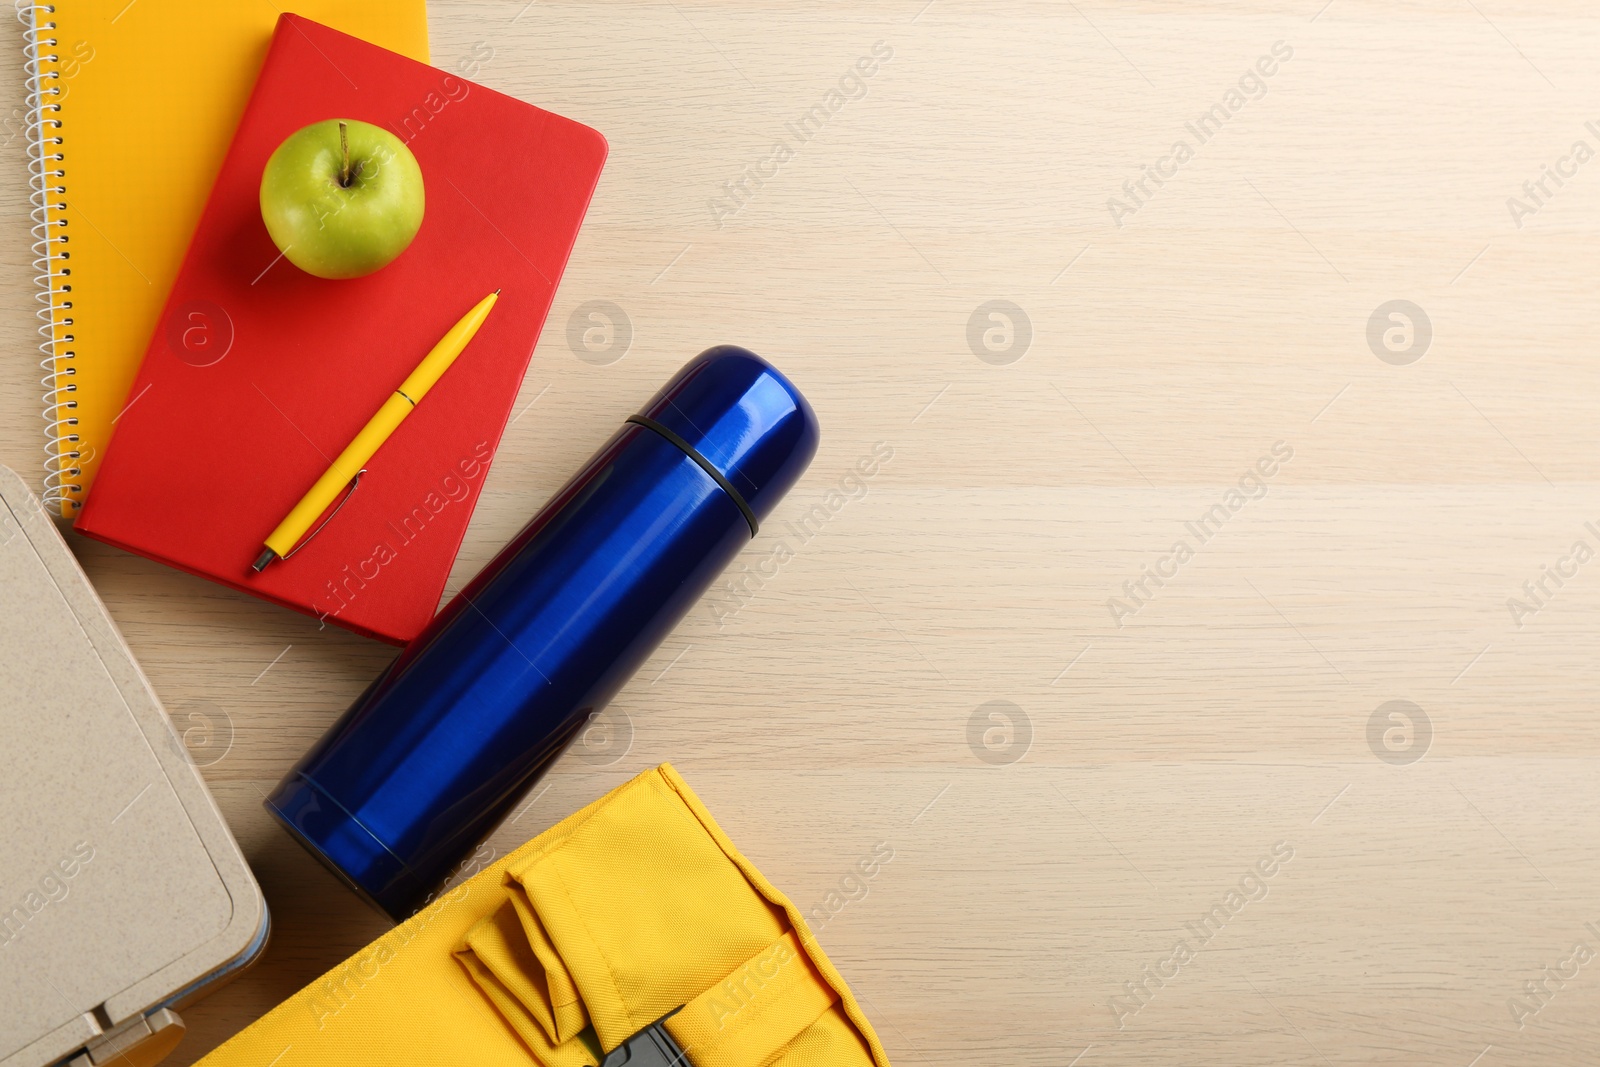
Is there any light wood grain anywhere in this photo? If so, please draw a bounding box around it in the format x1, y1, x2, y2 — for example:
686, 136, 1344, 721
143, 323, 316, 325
5, 1, 1600, 1064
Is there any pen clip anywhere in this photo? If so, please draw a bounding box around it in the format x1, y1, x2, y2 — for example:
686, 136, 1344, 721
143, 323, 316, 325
281, 469, 367, 561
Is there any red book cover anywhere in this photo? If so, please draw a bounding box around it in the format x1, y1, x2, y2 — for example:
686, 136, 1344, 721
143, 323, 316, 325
76, 14, 607, 644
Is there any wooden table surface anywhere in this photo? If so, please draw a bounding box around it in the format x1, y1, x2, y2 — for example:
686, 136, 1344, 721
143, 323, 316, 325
6, 2, 1600, 1064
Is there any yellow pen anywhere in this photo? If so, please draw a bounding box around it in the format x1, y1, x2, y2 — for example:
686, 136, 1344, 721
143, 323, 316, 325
252, 290, 500, 573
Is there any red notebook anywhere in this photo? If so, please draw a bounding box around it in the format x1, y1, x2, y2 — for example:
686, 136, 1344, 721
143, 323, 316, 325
76, 14, 607, 644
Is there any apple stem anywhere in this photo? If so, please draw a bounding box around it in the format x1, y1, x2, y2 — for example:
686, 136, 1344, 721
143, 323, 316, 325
338, 121, 351, 187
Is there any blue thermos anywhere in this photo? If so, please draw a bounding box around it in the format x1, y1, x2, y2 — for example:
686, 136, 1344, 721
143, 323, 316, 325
266, 346, 818, 919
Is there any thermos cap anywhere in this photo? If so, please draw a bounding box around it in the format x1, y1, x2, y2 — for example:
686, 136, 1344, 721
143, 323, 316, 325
636, 346, 819, 526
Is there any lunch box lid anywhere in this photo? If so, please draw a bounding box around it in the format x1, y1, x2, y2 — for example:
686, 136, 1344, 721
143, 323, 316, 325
0, 465, 267, 1067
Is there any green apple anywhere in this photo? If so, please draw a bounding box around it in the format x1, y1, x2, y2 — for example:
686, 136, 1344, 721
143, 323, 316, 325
259, 118, 425, 280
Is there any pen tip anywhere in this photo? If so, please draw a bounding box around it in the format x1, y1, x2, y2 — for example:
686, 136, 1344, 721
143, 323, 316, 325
493, 288, 502, 296
251, 548, 277, 573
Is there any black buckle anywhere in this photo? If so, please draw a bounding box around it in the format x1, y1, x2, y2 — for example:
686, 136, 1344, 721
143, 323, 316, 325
598, 1007, 691, 1067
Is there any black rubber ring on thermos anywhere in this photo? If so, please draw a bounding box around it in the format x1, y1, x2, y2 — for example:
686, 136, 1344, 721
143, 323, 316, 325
626, 415, 760, 537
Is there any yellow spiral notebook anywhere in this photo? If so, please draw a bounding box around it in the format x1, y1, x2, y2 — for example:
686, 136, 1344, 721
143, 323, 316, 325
24, 1, 430, 516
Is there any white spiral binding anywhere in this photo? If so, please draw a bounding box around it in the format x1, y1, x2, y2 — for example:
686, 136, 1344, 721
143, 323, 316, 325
21, 0, 73, 512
